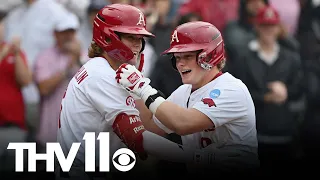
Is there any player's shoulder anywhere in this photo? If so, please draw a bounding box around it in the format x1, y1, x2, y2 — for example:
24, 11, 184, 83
206, 72, 250, 97
72, 57, 117, 87
216, 72, 247, 88
84, 57, 115, 77
171, 84, 192, 96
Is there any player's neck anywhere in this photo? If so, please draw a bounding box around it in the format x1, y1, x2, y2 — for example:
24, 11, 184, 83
191, 68, 221, 92
102, 53, 122, 71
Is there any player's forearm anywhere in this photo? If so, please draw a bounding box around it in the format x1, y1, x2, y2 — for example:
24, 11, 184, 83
135, 100, 166, 136
140, 84, 206, 135
154, 101, 195, 135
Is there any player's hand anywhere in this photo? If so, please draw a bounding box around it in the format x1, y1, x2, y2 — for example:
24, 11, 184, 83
116, 63, 165, 114
115, 63, 156, 100
112, 113, 148, 160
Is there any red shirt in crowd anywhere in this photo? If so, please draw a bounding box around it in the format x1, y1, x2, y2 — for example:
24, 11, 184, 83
178, 0, 239, 32
0, 42, 27, 129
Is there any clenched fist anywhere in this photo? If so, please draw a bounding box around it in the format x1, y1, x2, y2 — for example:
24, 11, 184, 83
115, 63, 165, 114
116, 63, 155, 99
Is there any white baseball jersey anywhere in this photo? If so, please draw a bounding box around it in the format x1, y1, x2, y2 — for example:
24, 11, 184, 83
57, 57, 139, 167
154, 72, 258, 150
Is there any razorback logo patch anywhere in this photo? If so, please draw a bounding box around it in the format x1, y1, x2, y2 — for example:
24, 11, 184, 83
138, 82, 145, 89
201, 98, 216, 107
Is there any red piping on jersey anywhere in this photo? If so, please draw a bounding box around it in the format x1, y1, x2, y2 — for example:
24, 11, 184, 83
191, 71, 223, 93
211, 71, 223, 82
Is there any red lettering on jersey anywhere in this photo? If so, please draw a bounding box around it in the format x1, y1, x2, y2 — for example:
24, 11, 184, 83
75, 67, 88, 84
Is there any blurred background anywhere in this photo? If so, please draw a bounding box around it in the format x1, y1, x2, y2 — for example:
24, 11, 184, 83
0, 0, 319, 177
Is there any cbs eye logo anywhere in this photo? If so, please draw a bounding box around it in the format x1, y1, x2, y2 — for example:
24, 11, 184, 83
112, 148, 136, 172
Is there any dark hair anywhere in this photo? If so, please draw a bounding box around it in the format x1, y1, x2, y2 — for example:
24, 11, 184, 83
0, 11, 6, 22
238, 0, 269, 27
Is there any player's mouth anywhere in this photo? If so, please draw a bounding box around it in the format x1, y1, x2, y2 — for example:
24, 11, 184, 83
181, 69, 192, 75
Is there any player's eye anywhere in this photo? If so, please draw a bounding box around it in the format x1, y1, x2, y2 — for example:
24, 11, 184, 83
112, 148, 136, 172
113, 153, 135, 166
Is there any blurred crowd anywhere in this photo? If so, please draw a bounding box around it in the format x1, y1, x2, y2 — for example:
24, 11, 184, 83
0, 0, 319, 176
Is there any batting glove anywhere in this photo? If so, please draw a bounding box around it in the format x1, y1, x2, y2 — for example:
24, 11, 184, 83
115, 63, 165, 114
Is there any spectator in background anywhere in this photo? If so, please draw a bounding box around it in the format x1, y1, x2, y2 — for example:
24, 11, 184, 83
0, 0, 91, 20
148, 0, 179, 56
296, 0, 320, 68
269, 0, 300, 36
107, 0, 129, 3
223, 0, 299, 71
224, 0, 267, 67
297, 0, 320, 173
77, 0, 108, 58
132, 0, 158, 77
229, 6, 304, 175
34, 12, 81, 147
178, 0, 239, 32
2, 0, 72, 139
57, 0, 90, 20
0, 15, 32, 172
0, 0, 23, 14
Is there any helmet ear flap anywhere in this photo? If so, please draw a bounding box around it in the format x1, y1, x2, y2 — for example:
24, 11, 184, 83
140, 38, 145, 52
197, 39, 225, 70
170, 55, 178, 71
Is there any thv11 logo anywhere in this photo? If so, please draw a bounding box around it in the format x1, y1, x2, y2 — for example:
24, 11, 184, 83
7, 132, 136, 172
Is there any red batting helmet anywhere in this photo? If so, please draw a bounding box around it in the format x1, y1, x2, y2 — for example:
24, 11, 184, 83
162, 21, 225, 70
92, 4, 155, 63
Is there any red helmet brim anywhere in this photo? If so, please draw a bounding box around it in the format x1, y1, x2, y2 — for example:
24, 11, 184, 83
112, 26, 155, 37
161, 43, 208, 55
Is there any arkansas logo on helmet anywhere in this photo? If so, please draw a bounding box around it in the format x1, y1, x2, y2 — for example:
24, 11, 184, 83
162, 21, 225, 71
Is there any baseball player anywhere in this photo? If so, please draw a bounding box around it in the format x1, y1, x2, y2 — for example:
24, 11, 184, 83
54, 4, 214, 179
55, 4, 155, 179
114, 21, 260, 175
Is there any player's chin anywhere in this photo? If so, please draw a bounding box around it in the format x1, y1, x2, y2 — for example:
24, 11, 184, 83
180, 72, 193, 84
181, 76, 193, 85
127, 58, 138, 66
